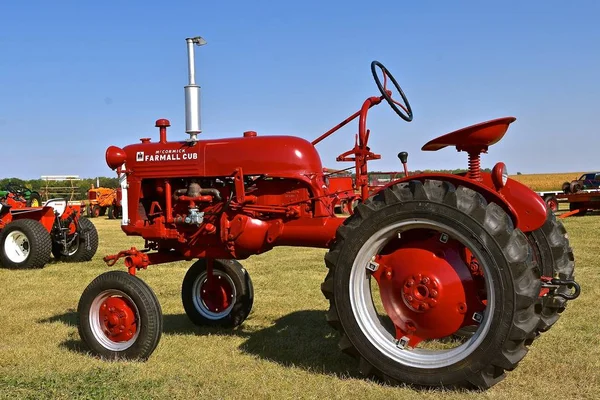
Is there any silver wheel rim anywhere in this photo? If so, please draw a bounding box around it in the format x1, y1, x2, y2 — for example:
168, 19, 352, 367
4, 230, 30, 263
192, 270, 236, 319
349, 220, 495, 368
89, 289, 140, 351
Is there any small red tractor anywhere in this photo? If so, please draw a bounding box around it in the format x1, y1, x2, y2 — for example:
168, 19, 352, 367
0, 196, 99, 269
77, 37, 579, 389
86, 187, 122, 219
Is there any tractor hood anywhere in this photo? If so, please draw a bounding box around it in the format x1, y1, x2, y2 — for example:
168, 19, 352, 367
111, 134, 324, 181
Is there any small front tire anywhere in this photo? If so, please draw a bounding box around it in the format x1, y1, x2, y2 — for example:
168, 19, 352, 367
182, 259, 254, 328
77, 271, 163, 360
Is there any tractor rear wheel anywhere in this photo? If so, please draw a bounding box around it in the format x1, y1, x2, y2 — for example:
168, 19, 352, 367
0, 219, 52, 269
527, 210, 575, 333
26, 192, 42, 207
52, 218, 99, 262
99, 206, 107, 217
182, 259, 254, 328
321, 180, 540, 389
78, 271, 162, 360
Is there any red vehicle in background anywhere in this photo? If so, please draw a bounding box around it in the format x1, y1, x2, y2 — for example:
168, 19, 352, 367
0, 196, 98, 269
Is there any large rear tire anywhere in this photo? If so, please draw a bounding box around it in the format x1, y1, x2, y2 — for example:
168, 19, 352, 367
77, 271, 162, 360
321, 180, 540, 389
527, 210, 575, 333
0, 219, 52, 269
52, 218, 99, 262
182, 259, 254, 328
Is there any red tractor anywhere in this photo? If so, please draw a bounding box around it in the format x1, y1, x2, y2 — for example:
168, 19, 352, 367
77, 37, 579, 389
0, 197, 99, 268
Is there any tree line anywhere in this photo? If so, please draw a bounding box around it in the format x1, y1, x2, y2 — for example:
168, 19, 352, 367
0, 177, 119, 200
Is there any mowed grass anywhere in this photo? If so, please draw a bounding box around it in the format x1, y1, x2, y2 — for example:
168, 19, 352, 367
1, 217, 599, 399
509, 172, 583, 191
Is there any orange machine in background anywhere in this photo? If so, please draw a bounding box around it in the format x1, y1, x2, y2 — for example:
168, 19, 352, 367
86, 186, 121, 219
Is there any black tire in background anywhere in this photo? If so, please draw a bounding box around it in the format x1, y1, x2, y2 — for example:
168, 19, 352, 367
182, 259, 254, 328
52, 218, 99, 262
527, 210, 575, 333
99, 206, 107, 217
26, 192, 43, 207
321, 180, 540, 389
0, 219, 52, 269
78, 271, 163, 360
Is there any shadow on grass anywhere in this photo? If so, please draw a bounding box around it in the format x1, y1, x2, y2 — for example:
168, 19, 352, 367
39, 309, 358, 378
238, 310, 360, 378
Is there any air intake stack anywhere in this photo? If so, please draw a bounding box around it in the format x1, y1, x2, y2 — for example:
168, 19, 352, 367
185, 36, 207, 141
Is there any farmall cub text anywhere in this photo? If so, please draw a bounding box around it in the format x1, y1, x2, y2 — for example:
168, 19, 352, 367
78, 37, 579, 389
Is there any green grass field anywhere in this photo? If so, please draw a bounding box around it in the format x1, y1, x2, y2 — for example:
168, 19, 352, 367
1, 217, 599, 399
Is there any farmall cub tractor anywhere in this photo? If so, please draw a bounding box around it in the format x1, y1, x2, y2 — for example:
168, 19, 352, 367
78, 37, 579, 389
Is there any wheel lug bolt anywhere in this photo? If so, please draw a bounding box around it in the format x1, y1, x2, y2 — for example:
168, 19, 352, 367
406, 295, 413, 302
406, 279, 414, 287
422, 277, 430, 284
430, 290, 438, 298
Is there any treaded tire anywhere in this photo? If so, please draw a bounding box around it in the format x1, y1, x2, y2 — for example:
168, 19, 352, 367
108, 205, 116, 219
321, 180, 540, 389
527, 210, 575, 333
77, 271, 163, 360
0, 219, 52, 269
182, 259, 254, 327
52, 218, 99, 262
99, 206, 107, 217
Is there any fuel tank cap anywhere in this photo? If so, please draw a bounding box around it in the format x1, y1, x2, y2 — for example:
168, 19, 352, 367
243, 131, 257, 137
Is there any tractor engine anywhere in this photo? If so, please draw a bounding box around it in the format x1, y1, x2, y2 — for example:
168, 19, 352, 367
106, 128, 341, 263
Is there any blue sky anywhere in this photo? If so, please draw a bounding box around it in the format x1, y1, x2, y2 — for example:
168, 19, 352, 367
1, 1, 599, 179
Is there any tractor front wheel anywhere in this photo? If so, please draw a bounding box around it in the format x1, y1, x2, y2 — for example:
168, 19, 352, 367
0, 219, 52, 269
91, 205, 101, 218
77, 271, 163, 360
182, 259, 254, 327
321, 180, 540, 389
52, 218, 99, 262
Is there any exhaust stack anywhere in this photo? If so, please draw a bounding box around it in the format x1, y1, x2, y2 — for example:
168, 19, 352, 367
185, 36, 207, 141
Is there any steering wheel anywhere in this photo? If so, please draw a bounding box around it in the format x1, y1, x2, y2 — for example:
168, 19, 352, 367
371, 61, 413, 122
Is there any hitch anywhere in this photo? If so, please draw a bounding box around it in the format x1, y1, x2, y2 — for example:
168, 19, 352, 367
541, 277, 581, 300
103, 247, 150, 275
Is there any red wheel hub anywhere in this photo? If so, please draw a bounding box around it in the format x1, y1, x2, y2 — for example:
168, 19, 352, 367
99, 297, 137, 342
200, 275, 233, 312
372, 234, 485, 346
402, 274, 439, 312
